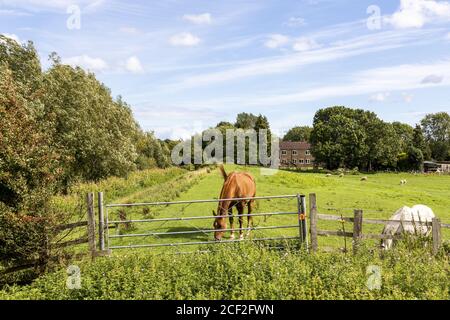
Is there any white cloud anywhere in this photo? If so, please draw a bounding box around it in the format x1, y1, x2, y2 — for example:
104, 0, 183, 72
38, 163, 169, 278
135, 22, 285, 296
182, 13, 212, 25
421, 74, 444, 84
402, 92, 414, 103
169, 32, 201, 46
177, 59, 450, 109
63, 55, 108, 72
1, 0, 104, 11
0, 9, 31, 16
285, 16, 306, 27
264, 34, 290, 49
386, 0, 450, 29
369, 92, 390, 102
292, 37, 320, 52
1, 33, 22, 44
446, 32, 450, 40
165, 28, 437, 89
119, 27, 139, 35
125, 56, 144, 73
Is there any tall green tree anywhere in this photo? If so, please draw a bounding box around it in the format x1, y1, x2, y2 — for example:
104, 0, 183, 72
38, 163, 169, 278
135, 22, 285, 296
235, 112, 258, 129
0, 35, 42, 94
310, 106, 401, 171
0, 64, 62, 270
283, 126, 312, 142
421, 112, 450, 161
412, 124, 431, 160
392, 122, 414, 153
311, 108, 368, 169
41, 59, 139, 186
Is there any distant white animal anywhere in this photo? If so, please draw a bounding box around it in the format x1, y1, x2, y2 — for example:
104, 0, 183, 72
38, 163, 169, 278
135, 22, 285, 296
380, 205, 435, 250
400, 179, 407, 185
326, 173, 332, 177
361, 176, 368, 181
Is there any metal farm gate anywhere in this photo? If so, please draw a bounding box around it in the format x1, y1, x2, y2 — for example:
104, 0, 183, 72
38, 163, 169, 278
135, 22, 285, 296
93, 193, 309, 253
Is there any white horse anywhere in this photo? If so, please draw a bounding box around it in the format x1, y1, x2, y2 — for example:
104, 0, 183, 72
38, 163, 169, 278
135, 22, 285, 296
380, 205, 435, 250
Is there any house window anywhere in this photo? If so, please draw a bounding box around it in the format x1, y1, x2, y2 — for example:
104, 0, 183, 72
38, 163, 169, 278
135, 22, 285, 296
306, 159, 311, 164
293, 159, 297, 164
281, 150, 287, 155
299, 159, 304, 164
305, 150, 311, 155
292, 150, 298, 155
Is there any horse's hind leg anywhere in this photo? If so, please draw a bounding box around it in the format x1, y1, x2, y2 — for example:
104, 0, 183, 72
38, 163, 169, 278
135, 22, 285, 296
228, 207, 235, 240
237, 203, 244, 240
246, 201, 253, 238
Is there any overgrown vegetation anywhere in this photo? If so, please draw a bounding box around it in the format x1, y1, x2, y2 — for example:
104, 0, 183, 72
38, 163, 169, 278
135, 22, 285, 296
0, 243, 448, 300
0, 36, 171, 273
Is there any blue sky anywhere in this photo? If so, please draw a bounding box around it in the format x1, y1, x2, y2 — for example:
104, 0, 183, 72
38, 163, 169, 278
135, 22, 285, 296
1, 0, 450, 139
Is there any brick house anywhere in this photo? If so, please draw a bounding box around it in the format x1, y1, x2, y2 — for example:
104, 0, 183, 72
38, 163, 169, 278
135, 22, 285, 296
279, 141, 314, 167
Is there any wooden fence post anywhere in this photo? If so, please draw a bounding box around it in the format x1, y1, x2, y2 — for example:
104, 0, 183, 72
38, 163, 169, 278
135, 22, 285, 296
352, 209, 363, 255
309, 193, 318, 252
98, 192, 105, 251
432, 217, 441, 255
86, 192, 96, 258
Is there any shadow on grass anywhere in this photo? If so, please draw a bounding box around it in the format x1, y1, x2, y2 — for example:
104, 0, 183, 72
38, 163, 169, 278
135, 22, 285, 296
157, 226, 212, 242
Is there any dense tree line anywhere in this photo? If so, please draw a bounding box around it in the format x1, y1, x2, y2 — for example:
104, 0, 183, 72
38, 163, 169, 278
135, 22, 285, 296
283, 126, 312, 142
205, 112, 271, 165
309, 106, 449, 171
0, 36, 170, 271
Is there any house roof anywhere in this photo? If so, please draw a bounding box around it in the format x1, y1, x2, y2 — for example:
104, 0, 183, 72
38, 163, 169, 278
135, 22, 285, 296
279, 140, 311, 150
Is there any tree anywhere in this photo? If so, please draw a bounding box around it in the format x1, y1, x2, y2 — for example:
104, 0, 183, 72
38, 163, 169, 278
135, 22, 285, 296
0, 64, 62, 270
41, 61, 139, 186
283, 126, 312, 142
392, 122, 414, 153
310, 108, 368, 169
421, 112, 450, 161
412, 124, 431, 160
310, 106, 401, 171
254, 114, 272, 165
235, 112, 258, 129
0, 35, 42, 94
216, 121, 233, 128
0, 65, 61, 212
135, 132, 171, 169
407, 146, 424, 171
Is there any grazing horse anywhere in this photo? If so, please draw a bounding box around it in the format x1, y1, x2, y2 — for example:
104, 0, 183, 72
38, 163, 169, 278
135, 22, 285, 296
213, 165, 256, 241
380, 204, 435, 250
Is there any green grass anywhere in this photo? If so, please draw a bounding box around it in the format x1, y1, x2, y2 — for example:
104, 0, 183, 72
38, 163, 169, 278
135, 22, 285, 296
104, 165, 450, 251
2, 165, 450, 299
1, 243, 448, 300
49, 166, 207, 255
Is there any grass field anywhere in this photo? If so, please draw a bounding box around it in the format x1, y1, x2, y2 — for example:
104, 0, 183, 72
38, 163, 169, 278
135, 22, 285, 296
103, 164, 450, 252
1, 165, 449, 299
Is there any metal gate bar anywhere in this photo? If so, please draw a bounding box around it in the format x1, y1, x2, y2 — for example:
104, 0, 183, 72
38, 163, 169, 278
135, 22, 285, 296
105, 194, 298, 208
109, 236, 301, 249
108, 211, 298, 224
103, 194, 307, 251
109, 224, 299, 238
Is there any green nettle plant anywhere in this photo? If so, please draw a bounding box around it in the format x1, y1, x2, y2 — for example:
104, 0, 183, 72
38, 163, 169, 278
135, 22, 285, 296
0, 242, 448, 300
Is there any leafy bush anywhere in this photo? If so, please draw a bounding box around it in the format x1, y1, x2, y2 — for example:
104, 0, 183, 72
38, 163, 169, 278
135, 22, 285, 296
1, 243, 447, 300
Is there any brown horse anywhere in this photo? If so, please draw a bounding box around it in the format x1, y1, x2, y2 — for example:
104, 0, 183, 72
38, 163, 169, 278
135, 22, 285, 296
213, 165, 256, 241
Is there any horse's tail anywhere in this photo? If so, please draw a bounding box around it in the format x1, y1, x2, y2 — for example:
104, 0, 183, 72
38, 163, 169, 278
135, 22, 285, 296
219, 164, 227, 180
